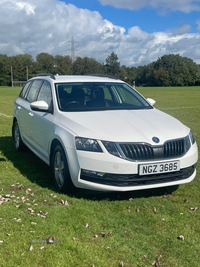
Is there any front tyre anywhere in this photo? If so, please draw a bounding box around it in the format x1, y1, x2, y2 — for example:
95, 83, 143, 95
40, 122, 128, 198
52, 145, 75, 193
13, 120, 25, 151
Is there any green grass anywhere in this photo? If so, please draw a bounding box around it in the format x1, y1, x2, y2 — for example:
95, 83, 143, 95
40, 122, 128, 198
0, 86, 200, 267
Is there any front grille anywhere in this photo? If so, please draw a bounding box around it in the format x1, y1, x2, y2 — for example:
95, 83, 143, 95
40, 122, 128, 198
119, 143, 154, 160
164, 139, 185, 158
118, 138, 187, 161
80, 165, 195, 187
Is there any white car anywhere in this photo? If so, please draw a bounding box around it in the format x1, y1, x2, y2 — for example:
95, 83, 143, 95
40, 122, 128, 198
12, 73, 198, 193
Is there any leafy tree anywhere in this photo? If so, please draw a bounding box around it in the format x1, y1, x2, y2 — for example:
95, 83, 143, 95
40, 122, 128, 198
0, 54, 11, 86
153, 54, 200, 86
143, 64, 155, 86
36, 53, 55, 74
1, 52, 200, 87
118, 65, 128, 82
105, 52, 120, 77
54, 55, 73, 75
135, 54, 200, 86
125, 66, 138, 86
11, 54, 34, 81
153, 67, 170, 86
73, 57, 85, 75
82, 57, 104, 74
135, 65, 152, 86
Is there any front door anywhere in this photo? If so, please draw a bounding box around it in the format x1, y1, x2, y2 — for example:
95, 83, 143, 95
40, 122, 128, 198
29, 81, 55, 163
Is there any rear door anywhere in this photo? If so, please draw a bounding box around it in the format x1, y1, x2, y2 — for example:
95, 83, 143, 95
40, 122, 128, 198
16, 80, 43, 143
15, 81, 32, 139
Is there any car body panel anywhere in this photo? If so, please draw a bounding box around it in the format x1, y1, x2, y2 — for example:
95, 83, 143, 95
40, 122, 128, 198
58, 109, 188, 144
30, 111, 54, 161
12, 74, 198, 192
15, 98, 32, 141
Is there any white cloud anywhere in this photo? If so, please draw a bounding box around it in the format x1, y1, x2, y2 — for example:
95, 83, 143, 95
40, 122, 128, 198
172, 25, 192, 36
98, 0, 200, 13
0, 0, 200, 66
15, 2, 35, 15
197, 19, 200, 31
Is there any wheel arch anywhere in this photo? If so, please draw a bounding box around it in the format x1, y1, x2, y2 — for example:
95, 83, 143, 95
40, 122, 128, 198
50, 138, 76, 191
50, 138, 68, 172
49, 129, 75, 168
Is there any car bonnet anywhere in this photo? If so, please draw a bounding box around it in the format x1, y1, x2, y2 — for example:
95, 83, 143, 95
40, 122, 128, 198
58, 108, 189, 145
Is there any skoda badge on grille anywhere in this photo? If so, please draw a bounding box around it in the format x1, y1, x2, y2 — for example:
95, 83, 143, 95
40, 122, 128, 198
152, 137, 160, 143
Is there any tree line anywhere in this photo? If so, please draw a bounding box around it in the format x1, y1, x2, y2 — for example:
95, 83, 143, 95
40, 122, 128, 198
0, 52, 200, 87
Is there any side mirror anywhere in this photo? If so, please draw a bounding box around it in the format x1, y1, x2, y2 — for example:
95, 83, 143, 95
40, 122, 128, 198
31, 101, 49, 112
146, 98, 156, 106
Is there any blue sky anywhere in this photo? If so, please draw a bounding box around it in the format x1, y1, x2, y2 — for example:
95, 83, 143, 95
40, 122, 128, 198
64, 0, 200, 34
0, 0, 200, 66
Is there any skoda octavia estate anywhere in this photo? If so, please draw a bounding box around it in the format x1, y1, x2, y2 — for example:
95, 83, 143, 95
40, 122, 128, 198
12, 73, 198, 193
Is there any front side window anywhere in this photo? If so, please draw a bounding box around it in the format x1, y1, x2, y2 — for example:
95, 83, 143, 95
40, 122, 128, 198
37, 81, 52, 107
26, 80, 43, 103
55, 82, 152, 112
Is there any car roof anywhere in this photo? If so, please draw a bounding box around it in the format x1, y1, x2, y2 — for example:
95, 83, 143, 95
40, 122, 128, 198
30, 74, 124, 83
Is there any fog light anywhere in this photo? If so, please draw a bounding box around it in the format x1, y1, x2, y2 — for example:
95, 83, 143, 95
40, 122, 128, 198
82, 169, 105, 177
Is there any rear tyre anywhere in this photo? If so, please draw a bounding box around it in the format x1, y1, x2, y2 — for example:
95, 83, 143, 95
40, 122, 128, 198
13, 120, 25, 151
52, 145, 75, 193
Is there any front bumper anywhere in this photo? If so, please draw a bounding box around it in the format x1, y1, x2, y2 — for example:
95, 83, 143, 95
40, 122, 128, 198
66, 141, 198, 191
80, 165, 196, 187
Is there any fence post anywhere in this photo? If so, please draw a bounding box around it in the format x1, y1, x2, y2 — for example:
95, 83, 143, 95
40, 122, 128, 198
11, 66, 13, 87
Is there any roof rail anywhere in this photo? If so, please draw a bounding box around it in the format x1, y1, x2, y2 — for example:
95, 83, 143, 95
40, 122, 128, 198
34, 73, 55, 80
86, 74, 118, 80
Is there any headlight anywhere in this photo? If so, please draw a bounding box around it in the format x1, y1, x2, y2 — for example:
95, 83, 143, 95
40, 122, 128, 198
102, 141, 122, 158
75, 137, 103, 152
189, 131, 195, 144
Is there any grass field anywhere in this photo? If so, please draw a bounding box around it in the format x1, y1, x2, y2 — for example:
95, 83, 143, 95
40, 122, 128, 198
0, 86, 199, 267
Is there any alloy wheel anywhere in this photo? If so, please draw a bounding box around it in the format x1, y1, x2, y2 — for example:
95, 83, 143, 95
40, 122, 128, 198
54, 151, 65, 189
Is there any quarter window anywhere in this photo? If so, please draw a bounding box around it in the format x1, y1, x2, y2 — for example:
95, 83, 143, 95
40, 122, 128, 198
19, 81, 32, 99
116, 85, 142, 106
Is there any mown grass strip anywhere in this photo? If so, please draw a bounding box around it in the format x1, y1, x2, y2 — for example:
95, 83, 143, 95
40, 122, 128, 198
0, 86, 199, 267
0, 112, 13, 118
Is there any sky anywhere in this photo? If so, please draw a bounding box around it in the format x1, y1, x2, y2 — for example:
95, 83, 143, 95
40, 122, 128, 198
0, 0, 200, 66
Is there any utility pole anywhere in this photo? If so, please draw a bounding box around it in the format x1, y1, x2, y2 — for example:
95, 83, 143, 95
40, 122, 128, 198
68, 36, 78, 63
71, 36, 75, 63
26, 66, 28, 81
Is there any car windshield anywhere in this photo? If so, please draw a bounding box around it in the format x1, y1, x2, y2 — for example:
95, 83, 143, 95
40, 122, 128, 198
55, 82, 152, 112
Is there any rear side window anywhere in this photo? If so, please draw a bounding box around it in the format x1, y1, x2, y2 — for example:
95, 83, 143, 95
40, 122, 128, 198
19, 81, 32, 99
26, 80, 43, 103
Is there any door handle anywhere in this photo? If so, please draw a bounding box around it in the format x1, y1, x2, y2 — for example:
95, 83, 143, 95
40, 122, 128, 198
29, 112, 33, 117
17, 106, 22, 110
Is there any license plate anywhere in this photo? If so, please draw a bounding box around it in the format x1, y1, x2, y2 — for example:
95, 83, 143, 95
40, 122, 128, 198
139, 161, 180, 176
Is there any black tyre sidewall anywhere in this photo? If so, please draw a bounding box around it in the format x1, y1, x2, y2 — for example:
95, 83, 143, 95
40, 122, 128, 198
52, 145, 75, 193
14, 121, 24, 151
